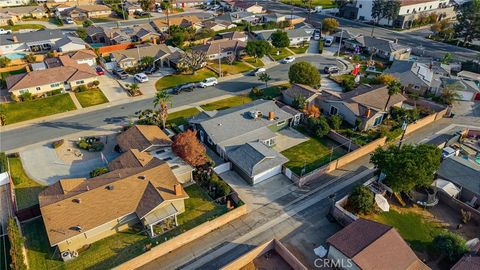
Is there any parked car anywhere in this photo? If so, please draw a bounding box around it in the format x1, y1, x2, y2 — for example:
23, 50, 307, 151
281, 56, 296, 64
324, 66, 339, 74
198, 77, 218, 88
251, 68, 266, 76
144, 65, 157, 75
0, 28, 12, 35
313, 33, 321, 41
365, 66, 382, 74
64, 17, 74, 24
172, 83, 196, 94
95, 66, 105, 75
324, 36, 334, 47
113, 68, 128, 79
134, 73, 149, 83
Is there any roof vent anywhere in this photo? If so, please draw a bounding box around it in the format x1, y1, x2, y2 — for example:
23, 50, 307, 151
138, 175, 146, 180
72, 198, 81, 203
106, 185, 114, 190
249, 110, 262, 119
72, 226, 82, 232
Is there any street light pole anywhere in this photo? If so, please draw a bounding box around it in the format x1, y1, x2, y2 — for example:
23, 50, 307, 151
218, 44, 222, 77
337, 28, 343, 56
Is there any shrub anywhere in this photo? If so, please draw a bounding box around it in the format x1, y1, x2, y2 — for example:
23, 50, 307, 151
0, 56, 12, 68
329, 114, 342, 130
76, 85, 88, 92
20, 92, 32, 101
77, 137, 104, 152
288, 61, 321, 87
433, 232, 468, 262
52, 139, 64, 149
249, 86, 263, 98
92, 80, 100, 87
0, 152, 7, 173
47, 89, 62, 96
90, 167, 109, 178
319, 40, 324, 54
347, 185, 375, 214
8, 217, 27, 270
306, 116, 330, 138
210, 174, 231, 198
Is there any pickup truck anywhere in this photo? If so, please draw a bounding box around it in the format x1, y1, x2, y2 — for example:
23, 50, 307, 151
0, 28, 12, 35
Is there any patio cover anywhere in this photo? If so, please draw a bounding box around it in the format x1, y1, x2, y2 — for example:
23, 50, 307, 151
26, 40, 51, 46
143, 203, 178, 226
375, 194, 390, 212
432, 179, 461, 197
0, 172, 9, 186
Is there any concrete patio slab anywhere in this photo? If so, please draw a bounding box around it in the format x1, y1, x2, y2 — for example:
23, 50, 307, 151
274, 127, 309, 152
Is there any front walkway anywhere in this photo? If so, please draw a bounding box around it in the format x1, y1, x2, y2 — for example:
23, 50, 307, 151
307, 40, 320, 54
68, 92, 82, 109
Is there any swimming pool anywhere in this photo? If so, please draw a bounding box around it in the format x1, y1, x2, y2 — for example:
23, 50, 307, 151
5, 53, 26, 60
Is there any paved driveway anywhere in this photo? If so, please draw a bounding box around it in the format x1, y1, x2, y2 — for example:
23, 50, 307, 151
274, 127, 309, 152
220, 170, 296, 211
97, 73, 129, 102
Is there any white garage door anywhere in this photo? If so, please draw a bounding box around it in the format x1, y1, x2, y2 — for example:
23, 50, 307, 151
458, 91, 474, 101
253, 165, 282, 185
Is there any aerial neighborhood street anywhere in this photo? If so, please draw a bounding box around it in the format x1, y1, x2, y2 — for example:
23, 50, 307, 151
0, 0, 479, 270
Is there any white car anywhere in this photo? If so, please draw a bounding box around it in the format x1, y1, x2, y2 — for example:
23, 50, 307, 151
134, 73, 149, 83
252, 67, 266, 76
199, 77, 218, 88
281, 56, 296, 64
313, 33, 321, 41
64, 17, 74, 24
0, 28, 12, 35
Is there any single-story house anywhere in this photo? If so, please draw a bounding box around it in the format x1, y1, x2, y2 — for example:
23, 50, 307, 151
0, 0, 30, 8
327, 219, 430, 270
229, 1, 264, 14
254, 28, 313, 46
191, 38, 246, 61
215, 11, 259, 25
202, 20, 237, 32
110, 44, 173, 69
190, 99, 300, 184
123, 2, 143, 15
343, 35, 411, 61
217, 31, 248, 42
65, 5, 112, 20
172, 0, 204, 8
436, 77, 480, 101
0, 29, 64, 54
312, 85, 406, 131
67, 49, 97, 66
54, 36, 87, 53
39, 159, 189, 253
281, 83, 320, 106
0, 12, 17, 26
262, 13, 305, 26
86, 25, 130, 45
150, 15, 202, 32
0, 5, 48, 20
6, 54, 98, 97
384, 60, 438, 95
116, 125, 193, 183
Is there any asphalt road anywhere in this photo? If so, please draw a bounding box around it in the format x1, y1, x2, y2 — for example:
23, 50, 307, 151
0, 55, 339, 152
261, 1, 480, 62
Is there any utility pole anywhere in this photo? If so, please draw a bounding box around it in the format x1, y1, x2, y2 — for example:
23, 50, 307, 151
218, 44, 222, 77
121, 0, 126, 22
398, 116, 408, 150
337, 28, 343, 56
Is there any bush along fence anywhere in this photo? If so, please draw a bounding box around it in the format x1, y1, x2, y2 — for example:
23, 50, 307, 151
285, 108, 448, 187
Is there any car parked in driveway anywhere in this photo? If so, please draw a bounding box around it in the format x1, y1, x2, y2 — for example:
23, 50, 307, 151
251, 68, 266, 76
324, 66, 339, 74
134, 73, 149, 83
281, 56, 295, 64
64, 17, 74, 24
198, 77, 218, 88
172, 83, 196, 94
144, 65, 157, 75
113, 68, 128, 79
95, 66, 105, 75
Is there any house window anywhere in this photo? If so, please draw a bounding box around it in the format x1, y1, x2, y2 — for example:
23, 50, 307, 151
277, 120, 286, 126
207, 136, 213, 145
50, 83, 60, 88
373, 115, 383, 126
359, 4, 362, 8
76, 80, 84, 85
329, 106, 338, 115
413, 8, 416, 12
430, 5, 432, 9
19, 89, 29, 94
407, 9, 410, 13
424, 6, 427, 10
36, 87, 41, 91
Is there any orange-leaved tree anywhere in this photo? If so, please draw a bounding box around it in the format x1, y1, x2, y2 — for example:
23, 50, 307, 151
172, 129, 208, 167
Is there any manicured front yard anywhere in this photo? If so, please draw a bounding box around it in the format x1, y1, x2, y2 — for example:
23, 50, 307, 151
282, 131, 347, 175
3, 24, 45, 31
289, 44, 309, 54
269, 47, 293, 61
201, 95, 253, 111
167, 107, 201, 126
208, 61, 253, 75
155, 69, 217, 91
243, 57, 265, 67
254, 84, 290, 100
0, 94, 76, 125
8, 157, 45, 210
75, 89, 109, 107
280, 0, 335, 8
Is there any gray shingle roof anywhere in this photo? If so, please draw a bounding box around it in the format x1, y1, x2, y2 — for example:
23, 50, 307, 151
385, 60, 434, 88
195, 100, 294, 148
437, 156, 480, 195
0, 29, 64, 46
55, 36, 86, 47
227, 142, 288, 177
254, 28, 313, 41
350, 35, 407, 53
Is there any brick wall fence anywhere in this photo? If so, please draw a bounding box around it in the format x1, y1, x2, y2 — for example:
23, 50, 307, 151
97, 43, 135, 55
331, 195, 358, 227
113, 204, 248, 270
285, 109, 448, 187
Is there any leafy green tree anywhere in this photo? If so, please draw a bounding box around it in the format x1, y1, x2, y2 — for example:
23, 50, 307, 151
167, 33, 185, 47
194, 28, 215, 40
307, 116, 330, 137
329, 114, 342, 130
347, 185, 375, 214
271, 30, 290, 48
0, 56, 11, 68
288, 61, 321, 87
139, 0, 156, 11
292, 95, 306, 110
454, 0, 480, 44
384, 0, 401, 25
370, 144, 442, 192
140, 56, 155, 68
442, 53, 453, 64
440, 83, 462, 105
258, 72, 271, 88
83, 20, 93, 27
90, 167, 109, 178
23, 53, 36, 63
371, 0, 387, 35
0, 106, 6, 126
76, 28, 88, 40
385, 80, 402, 111
154, 90, 172, 129
433, 232, 468, 262
322, 18, 340, 33
245, 40, 271, 59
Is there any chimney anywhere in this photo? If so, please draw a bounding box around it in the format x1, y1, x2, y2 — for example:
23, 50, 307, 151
268, 111, 275, 121
53, 50, 58, 57
152, 38, 157, 45
365, 108, 371, 118
12, 35, 18, 43
393, 38, 398, 44
174, 184, 182, 196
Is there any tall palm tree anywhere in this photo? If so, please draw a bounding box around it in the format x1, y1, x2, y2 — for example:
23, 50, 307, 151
153, 90, 172, 129
385, 80, 402, 111
441, 83, 462, 105
408, 92, 419, 108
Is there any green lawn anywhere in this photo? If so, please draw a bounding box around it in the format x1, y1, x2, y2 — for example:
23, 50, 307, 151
201, 95, 253, 111
243, 57, 265, 67
75, 89, 109, 108
269, 47, 293, 61
3, 24, 45, 31
155, 69, 217, 91
0, 94, 76, 125
167, 108, 201, 126
280, 0, 336, 8
8, 157, 45, 210
209, 61, 253, 75
252, 84, 290, 100
368, 208, 446, 253
289, 44, 309, 54
281, 130, 347, 175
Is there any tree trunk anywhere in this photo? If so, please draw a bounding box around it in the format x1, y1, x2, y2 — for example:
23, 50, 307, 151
384, 94, 392, 112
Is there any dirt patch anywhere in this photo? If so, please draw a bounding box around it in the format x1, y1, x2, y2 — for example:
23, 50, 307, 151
428, 201, 480, 240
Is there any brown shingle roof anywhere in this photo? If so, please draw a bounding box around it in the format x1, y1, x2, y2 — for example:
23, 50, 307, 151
117, 125, 172, 152
68, 49, 97, 60
76, 4, 111, 12
39, 160, 188, 246
282, 83, 318, 100
451, 255, 480, 270
327, 219, 430, 270
108, 149, 155, 171
151, 15, 200, 29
